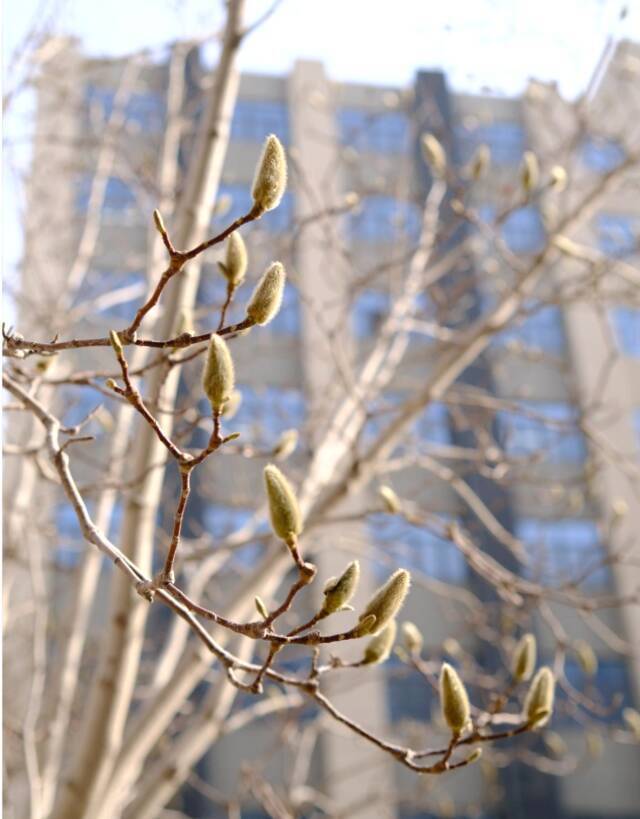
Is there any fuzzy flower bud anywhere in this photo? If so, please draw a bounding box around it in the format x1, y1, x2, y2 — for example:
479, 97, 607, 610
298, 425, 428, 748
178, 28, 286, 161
622, 707, 640, 740
575, 640, 598, 677
421, 133, 447, 178
512, 633, 537, 682
378, 485, 401, 514
520, 150, 539, 193
252, 134, 287, 213
469, 144, 490, 180
524, 667, 555, 727
255, 596, 269, 619
466, 748, 483, 764
202, 334, 235, 413
219, 231, 247, 287
221, 388, 242, 419
153, 208, 166, 234
550, 165, 567, 191
401, 621, 423, 655
272, 429, 298, 460
357, 569, 411, 635
363, 620, 397, 665
246, 262, 286, 326
321, 560, 360, 615
439, 663, 471, 735
109, 330, 124, 357
263, 464, 302, 543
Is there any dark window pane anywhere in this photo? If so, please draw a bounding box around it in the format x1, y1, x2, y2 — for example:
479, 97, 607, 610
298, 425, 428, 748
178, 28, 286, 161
231, 99, 290, 144
455, 121, 525, 165
338, 108, 409, 153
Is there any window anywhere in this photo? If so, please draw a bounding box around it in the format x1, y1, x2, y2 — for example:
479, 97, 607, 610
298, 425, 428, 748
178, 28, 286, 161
338, 108, 409, 153
610, 306, 640, 357
516, 518, 609, 588
231, 99, 290, 144
580, 137, 626, 173
415, 402, 452, 445
501, 303, 566, 353
498, 402, 586, 464
352, 290, 390, 338
596, 214, 637, 259
349, 196, 420, 242
201, 506, 265, 568
386, 659, 434, 722
455, 121, 525, 165
215, 183, 293, 232
85, 84, 164, 131
75, 175, 137, 218
369, 514, 467, 584
232, 386, 306, 443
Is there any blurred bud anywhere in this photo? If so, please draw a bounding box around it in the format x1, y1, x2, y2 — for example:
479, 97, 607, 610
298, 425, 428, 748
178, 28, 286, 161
272, 429, 298, 461
357, 569, 411, 635
524, 667, 555, 727
263, 464, 302, 543
469, 144, 491, 181
401, 621, 423, 656
622, 707, 640, 740
520, 151, 539, 193
202, 334, 235, 413
344, 191, 360, 208
363, 620, 397, 665
321, 560, 360, 615
153, 208, 166, 234
439, 662, 471, 735
255, 596, 269, 619
109, 330, 124, 357
219, 232, 247, 287
213, 193, 232, 218
443, 638, 462, 658
378, 485, 401, 514
35, 356, 55, 373
421, 133, 447, 178
175, 307, 194, 337
549, 165, 568, 191
252, 134, 287, 214
612, 498, 629, 518
221, 388, 242, 419
467, 747, 483, 764
574, 640, 598, 677
246, 262, 286, 326
105, 378, 118, 391
512, 633, 537, 682
544, 731, 567, 757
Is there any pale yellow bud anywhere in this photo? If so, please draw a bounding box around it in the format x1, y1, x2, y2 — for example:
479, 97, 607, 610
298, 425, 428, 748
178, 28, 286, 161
512, 633, 537, 682
550, 165, 567, 191
439, 662, 471, 735
263, 463, 302, 543
272, 428, 298, 460
612, 498, 629, 518
469, 144, 490, 180
255, 596, 269, 619
153, 208, 166, 234
252, 134, 287, 213
622, 707, 640, 740
575, 640, 598, 677
246, 262, 286, 326
544, 731, 567, 757
219, 231, 247, 287
109, 330, 124, 357
378, 485, 401, 514
524, 667, 555, 727
357, 569, 411, 635
363, 620, 397, 665
401, 621, 423, 655
421, 133, 447, 178
466, 747, 483, 764
321, 560, 360, 615
202, 334, 235, 413
443, 638, 462, 658
521, 151, 539, 193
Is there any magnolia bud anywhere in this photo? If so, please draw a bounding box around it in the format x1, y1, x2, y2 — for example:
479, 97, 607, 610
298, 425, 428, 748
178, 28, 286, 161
524, 667, 555, 727
378, 485, 401, 514
363, 620, 397, 665
439, 662, 471, 735
357, 569, 411, 635
575, 640, 598, 677
544, 731, 567, 757
153, 208, 166, 234
321, 560, 360, 615
109, 330, 124, 357
421, 133, 447, 178
202, 334, 235, 412
246, 262, 286, 326
220, 231, 247, 287
443, 638, 462, 658
550, 165, 567, 191
520, 151, 539, 193
622, 707, 640, 740
252, 134, 287, 213
401, 621, 423, 655
469, 144, 490, 180
512, 633, 537, 682
263, 464, 302, 543
272, 429, 298, 460
255, 596, 269, 619
466, 748, 483, 764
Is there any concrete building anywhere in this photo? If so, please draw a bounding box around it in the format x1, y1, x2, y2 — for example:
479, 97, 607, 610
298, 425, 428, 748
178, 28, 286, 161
18, 35, 640, 819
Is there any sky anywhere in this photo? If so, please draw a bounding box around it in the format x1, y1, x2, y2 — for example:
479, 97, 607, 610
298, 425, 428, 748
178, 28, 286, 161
3, 0, 640, 315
